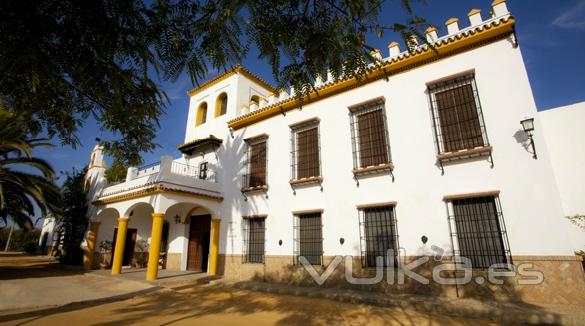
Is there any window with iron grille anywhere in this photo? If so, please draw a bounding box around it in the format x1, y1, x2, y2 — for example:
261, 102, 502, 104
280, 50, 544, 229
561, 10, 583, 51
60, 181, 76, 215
290, 120, 321, 180
358, 205, 399, 267
242, 137, 267, 188
349, 98, 392, 169
428, 73, 489, 154
446, 195, 511, 269
242, 217, 265, 263
293, 212, 323, 265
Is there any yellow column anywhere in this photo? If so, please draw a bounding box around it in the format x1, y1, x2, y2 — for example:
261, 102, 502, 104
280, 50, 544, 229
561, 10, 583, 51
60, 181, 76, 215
111, 218, 129, 275
146, 213, 165, 281
83, 221, 100, 270
208, 218, 221, 276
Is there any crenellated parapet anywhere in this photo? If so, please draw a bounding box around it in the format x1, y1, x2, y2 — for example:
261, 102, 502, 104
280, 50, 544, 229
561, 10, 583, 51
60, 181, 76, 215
229, 0, 514, 129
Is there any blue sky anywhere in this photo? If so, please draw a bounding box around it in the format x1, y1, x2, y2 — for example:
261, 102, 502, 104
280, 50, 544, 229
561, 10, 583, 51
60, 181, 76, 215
36, 0, 585, 188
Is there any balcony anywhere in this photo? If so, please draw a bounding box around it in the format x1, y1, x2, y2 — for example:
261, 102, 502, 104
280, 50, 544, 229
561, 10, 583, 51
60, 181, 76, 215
96, 156, 221, 203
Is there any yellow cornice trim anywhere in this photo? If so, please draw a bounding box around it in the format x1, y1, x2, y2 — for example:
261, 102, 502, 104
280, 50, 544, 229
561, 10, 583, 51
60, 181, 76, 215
227, 17, 515, 131
468, 9, 481, 17
492, 0, 506, 6
187, 65, 276, 97
445, 18, 459, 25
93, 185, 223, 205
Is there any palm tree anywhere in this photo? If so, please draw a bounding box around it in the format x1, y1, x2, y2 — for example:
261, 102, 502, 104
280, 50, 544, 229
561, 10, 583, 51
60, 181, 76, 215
0, 110, 61, 229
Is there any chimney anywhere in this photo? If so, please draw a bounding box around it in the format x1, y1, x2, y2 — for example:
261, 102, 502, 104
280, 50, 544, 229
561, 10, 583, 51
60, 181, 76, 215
315, 75, 323, 87
468, 9, 483, 26
425, 27, 438, 43
370, 49, 383, 61
388, 42, 401, 58
492, 0, 509, 17
445, 18, 460, 35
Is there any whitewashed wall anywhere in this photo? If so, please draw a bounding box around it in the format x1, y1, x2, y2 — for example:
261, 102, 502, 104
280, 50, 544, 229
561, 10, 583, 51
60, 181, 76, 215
183, 36, 575, 259
540, 102, 585, 252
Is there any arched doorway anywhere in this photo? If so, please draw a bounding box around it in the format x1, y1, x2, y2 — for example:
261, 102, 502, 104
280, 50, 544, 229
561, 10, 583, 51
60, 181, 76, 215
187, 214, 211, 271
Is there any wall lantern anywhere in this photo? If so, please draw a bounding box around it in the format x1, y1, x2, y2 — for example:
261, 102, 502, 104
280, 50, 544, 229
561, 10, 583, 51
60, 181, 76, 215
520, 118, 537, 159
174, 214, 182, 224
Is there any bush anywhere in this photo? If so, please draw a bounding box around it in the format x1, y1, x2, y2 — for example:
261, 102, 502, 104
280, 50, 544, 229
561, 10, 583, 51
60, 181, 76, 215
0, 228, 41, 252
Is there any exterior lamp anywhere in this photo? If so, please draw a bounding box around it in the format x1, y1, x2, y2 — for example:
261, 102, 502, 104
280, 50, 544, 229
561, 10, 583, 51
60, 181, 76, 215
520, 118, 537, 159
174, 214, 181, 224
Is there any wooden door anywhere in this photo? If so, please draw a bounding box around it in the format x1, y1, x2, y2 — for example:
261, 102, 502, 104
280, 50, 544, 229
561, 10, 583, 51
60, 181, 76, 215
112, 228, 137, 267
187, 215, 211, 271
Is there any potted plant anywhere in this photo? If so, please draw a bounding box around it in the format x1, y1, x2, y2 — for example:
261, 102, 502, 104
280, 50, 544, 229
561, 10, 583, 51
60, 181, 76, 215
132, 239, 149, 268
98, 240, 113, 269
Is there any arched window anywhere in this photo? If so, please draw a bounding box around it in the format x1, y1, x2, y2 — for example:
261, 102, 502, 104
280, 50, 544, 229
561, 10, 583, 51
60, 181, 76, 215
215, 92, 228, 117
250, 95, 260, 105
196, 102, 208, 126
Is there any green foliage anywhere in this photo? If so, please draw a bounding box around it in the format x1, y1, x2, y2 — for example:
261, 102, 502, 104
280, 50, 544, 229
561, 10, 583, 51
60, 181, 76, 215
55, 169, 88, 265
105, 162, 128, 183
0, 228, 41, 253
99, 240, 113, 253
0, 110, 62, 229
0, 0, 427, 165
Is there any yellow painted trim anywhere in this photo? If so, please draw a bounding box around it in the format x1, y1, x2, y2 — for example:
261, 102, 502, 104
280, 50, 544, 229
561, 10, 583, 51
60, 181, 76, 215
425, 26, 438, 34
468, 9, 481, 16
228, 17, 515, 130
93, 185, 223, 205
195, 102, 208, 126
208, 219, 220, 276
214, 92, 228, 118
445, 18, 459, 25
187, 65, 276, 97
146, 213, 165, 281
83, 221, 100, 270
492, 0, 506, 6
111, 218, 129, 275
388, 41, 400, 48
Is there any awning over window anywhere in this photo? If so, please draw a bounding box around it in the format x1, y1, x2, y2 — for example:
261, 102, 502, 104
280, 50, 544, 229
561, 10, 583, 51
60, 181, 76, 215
177, 135, 222, 155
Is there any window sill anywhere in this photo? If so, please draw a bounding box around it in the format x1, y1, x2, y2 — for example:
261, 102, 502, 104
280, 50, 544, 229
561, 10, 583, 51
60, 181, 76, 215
436, 146, 492, 161
289, 176, 323, 186
241, 185, 269, 193
352, 163, 394, 176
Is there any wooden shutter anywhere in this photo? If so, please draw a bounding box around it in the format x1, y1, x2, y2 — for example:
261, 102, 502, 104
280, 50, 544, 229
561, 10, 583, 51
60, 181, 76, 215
357, 109, 388, 168
249, 141, 266, 186
296, 127, 320, 179
436, 84, 484, 152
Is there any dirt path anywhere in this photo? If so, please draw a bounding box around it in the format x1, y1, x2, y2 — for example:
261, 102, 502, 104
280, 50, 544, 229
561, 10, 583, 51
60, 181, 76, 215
0, 283, 496, 325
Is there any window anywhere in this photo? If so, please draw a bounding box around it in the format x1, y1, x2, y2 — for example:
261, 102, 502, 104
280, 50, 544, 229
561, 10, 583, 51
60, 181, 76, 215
293, 212, 323, 265
358, 205, 399, 267
445, 194, 510, 269
349, 98, 392, 170
196, 102, 208, 126
290, 119, 321, 180
215, 93, 228, 117
242, 136, 267, 189
428, 73, 489, 154
242, 216, 266, 263
198, 162, 208, 180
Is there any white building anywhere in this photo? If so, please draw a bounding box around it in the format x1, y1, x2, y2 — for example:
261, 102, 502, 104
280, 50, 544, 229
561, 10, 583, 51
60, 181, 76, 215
82, 0, 585, 304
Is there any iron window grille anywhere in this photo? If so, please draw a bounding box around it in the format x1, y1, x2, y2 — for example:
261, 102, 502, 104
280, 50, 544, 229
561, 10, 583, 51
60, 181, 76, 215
242, 217, 266, 264
293, 212, 323, 265
349, 98, 392, 169
358, 205, 399, 267
290, 120, 321, 180
242, 137, 268, 189
428, 73, 490, 154
446, 195, 512, 270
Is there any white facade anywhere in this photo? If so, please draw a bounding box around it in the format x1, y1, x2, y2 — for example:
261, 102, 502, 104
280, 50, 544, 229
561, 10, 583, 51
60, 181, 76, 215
84, 0, 583, 295
540, 102, 585, 251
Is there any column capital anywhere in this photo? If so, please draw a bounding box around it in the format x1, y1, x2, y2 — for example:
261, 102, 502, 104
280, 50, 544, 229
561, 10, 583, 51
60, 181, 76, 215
117, 218, 129, 223
152, 212, 165, 219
